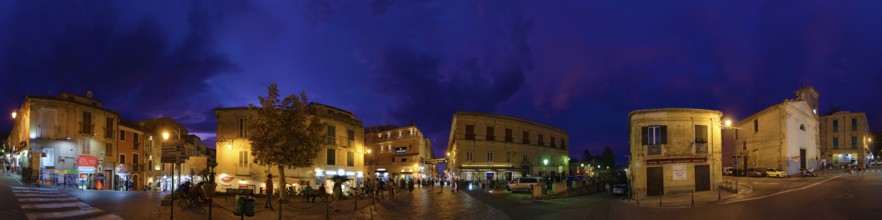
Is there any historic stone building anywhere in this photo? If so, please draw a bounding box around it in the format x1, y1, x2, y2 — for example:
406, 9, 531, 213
629, 108, 722, 198
726, 86, 821, 175
6, 92, 120, 190
364, 124, 435, 182
819, 111, 872, 166
447, 112, 569, 182
214, 103, 366, 195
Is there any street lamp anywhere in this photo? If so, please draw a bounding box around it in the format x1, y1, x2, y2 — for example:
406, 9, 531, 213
367, 149, 371, 154
162, 132, 170, 141
724, 119, 732, 127
11, 111, 16, 119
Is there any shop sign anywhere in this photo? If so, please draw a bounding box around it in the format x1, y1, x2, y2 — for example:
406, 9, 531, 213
78, 166, 96, 174
672, 165, 687, 180
78, 156, 98, 167
221, 175, 234, 182
645, 157, 707, 165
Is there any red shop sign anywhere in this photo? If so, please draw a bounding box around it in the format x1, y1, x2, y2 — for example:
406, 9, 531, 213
645, 157, 707, 165
78, 156, 98, 167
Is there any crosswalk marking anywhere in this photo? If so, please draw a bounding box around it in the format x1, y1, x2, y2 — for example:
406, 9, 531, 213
10, 186, 122, 220
18, 197, 79, 202
23, 208, 104, 219
20, 201, 89, 209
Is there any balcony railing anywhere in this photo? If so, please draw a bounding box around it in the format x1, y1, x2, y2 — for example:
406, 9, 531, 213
371, 133, 421, 142
325, 136, 355, 148
695, 143, 708, 155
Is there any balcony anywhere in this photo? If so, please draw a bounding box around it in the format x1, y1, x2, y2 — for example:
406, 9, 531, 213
325, 136, 355, 148
695, 143, 708, 155
372, 133, 421, 142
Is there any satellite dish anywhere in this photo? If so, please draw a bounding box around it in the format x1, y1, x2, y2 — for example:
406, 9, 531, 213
86, 90, 93, 98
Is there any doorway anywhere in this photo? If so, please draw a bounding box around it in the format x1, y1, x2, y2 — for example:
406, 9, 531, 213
694, 165, 710, 191
800, 149, 807, 169
646, 167, 664, 196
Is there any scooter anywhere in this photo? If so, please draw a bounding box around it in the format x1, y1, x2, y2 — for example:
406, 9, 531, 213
800, 168, 817, 177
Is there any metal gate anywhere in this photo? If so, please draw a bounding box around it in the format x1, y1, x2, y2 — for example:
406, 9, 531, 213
694, 165, 710, 191
646, 167, 664, 196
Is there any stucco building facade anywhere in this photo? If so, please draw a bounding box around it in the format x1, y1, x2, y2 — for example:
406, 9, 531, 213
447, 112, 569, 182
629, 108, 722, 198
6, 92, 120, 190
727, 87, 821, 175
213, 103, 366, 195
819, 111, 872, 166
364, 124, 434, 182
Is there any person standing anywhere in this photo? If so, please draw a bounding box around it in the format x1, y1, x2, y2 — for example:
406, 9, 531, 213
265, 174, 274, 209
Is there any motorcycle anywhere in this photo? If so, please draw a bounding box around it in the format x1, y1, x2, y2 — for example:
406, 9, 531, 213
800, 168, 817, 177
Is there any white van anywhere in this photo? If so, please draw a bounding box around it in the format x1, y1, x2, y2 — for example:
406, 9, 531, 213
508, 177, 541, 192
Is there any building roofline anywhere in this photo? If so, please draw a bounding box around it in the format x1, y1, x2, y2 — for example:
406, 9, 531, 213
24, 95, 121, 116
453, 111, 568, 134
628, 108, 722, 118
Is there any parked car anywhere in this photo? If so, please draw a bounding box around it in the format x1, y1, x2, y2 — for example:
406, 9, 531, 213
766, 168, 787, 178
722, 167, 734, 176
612, 184, 628, 195
746, 168, 766, 177
508, 177, 541, 193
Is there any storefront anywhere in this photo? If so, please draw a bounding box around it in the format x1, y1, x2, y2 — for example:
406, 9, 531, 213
77, 156, 99, 190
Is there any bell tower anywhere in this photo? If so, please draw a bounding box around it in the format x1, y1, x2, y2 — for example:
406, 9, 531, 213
794, 86, 819, 116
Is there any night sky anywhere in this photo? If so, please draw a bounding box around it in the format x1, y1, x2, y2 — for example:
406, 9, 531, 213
3, 1, 882, 165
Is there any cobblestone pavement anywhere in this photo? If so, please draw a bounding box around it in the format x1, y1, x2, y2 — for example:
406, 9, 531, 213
157, 185, 511, 220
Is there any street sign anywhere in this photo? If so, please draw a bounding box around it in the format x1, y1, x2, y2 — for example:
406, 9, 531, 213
161, 140, 184, 164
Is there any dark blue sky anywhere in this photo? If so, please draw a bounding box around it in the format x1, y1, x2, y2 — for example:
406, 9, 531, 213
2, 1, 882, 164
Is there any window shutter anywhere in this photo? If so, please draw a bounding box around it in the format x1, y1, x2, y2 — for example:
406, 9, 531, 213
641, 127, 648, 145
660, 126, 667, 144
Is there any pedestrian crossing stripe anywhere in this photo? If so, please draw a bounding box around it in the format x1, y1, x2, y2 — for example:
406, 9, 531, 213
18, 197, 79, 202
24, 208, 104, 219
20, 202, 89, 209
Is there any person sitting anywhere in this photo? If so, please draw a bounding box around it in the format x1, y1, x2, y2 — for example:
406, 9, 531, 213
318, 184, 328, 201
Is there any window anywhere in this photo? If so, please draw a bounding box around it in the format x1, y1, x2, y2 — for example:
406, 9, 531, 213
538, 134, 545, 146
327, 149, 336, 165
133, 133, 139, 150
105, 144, 111, 157
238, 117, 247, 137
326, 125, 336, 144
735, 130, 739, 140
551, 137, 556, 148
149, 160, 153, 171
132, 154, 139, 171
467, 152, 473, 161
561, 139, 567, 149
105, 117, 114, 138
82, 112, 92, 134
392, 157, 396, 162
852, 136, 857, 149
695, 125, 708, 154
506, 152, 511, 162
486, 126, 495, 141
119, 130, 126, 141
239, 151, 249, 167
522, 131, 530, 144
487, 152, 493, 162
852, 118, 857, 131
523, 154, 529, 162
347, 151, 354, 166
82, 140, 91, 154
799, 124, 805, 131
402, 158, 408, 162
833, 137, 839, 149
348, 129, 355, 141
641, 125, 667, 145
119, 154, 126, 165
465, 125, 475, 140
833, 120, 839, 132
642, 125, 667, 156
505, 129, 513, 142
753, 119, 758, 133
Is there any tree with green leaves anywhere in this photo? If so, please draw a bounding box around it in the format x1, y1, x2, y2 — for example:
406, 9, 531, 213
248, 83, 325, 200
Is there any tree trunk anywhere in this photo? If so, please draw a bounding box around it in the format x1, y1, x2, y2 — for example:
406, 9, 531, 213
277, 165, 287, 200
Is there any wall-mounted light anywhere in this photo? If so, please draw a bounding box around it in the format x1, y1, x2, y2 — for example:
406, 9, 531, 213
11, 111, 17, 119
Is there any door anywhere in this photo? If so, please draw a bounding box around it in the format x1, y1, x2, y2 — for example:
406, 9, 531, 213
800, 149, 807, 169
694, 165, 710, 192
646, 167, 664, 196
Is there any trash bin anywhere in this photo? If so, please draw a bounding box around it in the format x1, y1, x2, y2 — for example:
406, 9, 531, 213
234, 196, 256, 217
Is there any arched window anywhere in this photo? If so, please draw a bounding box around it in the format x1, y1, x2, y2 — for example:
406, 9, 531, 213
799, 124, 805, 131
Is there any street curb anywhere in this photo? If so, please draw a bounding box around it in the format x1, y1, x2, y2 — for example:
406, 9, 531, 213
718, 175, 840, 204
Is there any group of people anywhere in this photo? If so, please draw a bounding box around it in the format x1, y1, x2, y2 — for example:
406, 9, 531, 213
1, 158, 13, 175
177, 180, 209, 204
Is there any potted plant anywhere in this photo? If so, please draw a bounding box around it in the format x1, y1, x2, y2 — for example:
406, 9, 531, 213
202, 157, 219, 197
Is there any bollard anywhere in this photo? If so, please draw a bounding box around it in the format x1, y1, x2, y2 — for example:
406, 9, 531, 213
659, 196, 662, 207
691, 189, 694, 207
209, 197, 213, 220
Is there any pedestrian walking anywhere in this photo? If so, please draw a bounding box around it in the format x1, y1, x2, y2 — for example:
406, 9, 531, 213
265, 174, 274, 209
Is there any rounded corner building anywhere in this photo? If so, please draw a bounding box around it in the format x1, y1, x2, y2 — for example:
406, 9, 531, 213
628, 108, 722, 198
